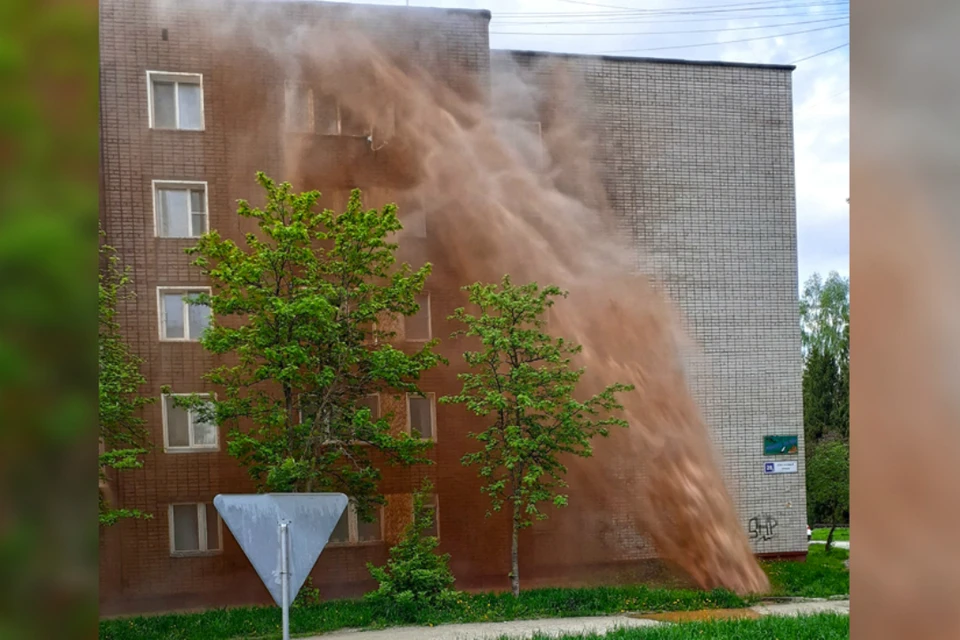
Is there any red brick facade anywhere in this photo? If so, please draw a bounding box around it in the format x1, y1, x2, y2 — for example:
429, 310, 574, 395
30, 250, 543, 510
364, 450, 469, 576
99, 0, 642, 616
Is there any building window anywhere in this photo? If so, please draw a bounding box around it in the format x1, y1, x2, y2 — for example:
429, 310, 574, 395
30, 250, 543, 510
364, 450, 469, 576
154, 181, 207, 238
401, 194, 427, 238
284, 84, 370, 137
315, 93, 341, 135
148, 71, 204, 130
338, 101, 368, 137
404, 293, 431, 341
163, 394, 218, 451
158, 287, 211, 341
417, 493, 440, 539
328, 501, 383, 545
374, 103, 397, 141
406, 392, 436, 440
169, 503, 221, 555
357, 394, 381, 421
406, 208, 426, 238
284, 83, 315, 133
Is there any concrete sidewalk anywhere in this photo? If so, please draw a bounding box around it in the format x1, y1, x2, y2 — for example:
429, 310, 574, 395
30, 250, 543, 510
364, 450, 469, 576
809, 540, 850, 549
302, 599, 850, 639
751, 598, 849, 617
304, 615, 659, 640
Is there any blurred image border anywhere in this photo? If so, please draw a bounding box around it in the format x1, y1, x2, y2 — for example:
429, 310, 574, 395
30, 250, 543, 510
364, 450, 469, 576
851, 1, 960, 638
0, 0, 100, 637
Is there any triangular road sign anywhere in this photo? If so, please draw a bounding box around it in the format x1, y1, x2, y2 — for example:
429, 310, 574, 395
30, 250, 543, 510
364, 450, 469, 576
214, 493, 348, 607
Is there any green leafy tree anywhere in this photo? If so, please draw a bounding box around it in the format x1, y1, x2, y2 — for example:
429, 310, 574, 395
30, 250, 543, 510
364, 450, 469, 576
366, 479, 456, 616
800, 272, 850, 524
802, 345, 840, 444
98, 229, 152, 526
806, 437, 849, 553
831, 322, 850, 436
187, 173, 443, 519
799, 271, 849, 361
441, 276, 633, 596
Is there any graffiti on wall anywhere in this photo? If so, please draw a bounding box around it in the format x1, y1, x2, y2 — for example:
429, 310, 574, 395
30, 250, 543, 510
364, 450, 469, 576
748, 515, 778, 541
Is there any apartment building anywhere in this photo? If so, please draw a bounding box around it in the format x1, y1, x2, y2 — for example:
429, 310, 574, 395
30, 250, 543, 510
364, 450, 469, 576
99, 0, 803, 615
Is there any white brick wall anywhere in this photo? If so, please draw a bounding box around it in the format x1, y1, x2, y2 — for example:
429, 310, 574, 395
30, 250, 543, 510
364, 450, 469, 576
494, 51, 807, 556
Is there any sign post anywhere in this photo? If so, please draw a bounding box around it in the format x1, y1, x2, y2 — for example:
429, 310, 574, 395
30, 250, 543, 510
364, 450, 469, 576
213, 493, 349, 640
279, 521, 289, 640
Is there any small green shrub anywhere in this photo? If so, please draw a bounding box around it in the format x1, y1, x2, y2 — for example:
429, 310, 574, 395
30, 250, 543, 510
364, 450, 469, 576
365, 479, 457, 617
292, 577, 321, 608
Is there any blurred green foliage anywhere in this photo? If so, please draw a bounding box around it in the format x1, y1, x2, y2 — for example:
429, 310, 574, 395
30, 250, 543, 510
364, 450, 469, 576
0, 0, 99, 637
98, 234, 152, 526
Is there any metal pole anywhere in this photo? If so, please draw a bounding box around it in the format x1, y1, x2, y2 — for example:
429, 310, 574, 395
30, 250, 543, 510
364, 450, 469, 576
280, 522, 290, 640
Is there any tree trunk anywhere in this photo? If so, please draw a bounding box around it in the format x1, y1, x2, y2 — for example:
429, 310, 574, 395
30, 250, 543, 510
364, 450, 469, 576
510, 507, 520, 598
284, 386, 295, 454
825, 523, 837, 554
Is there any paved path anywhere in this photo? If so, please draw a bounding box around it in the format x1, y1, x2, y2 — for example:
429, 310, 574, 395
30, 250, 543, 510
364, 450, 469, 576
751, 598, 850, 617
303, 616, 660, 640
302, 599, 850, 639
809, 540, 850, 549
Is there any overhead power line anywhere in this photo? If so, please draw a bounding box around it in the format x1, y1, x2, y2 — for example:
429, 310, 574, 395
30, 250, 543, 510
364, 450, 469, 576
495, 0, 849, 18
493, 12, 850, 27
599, 21, 848, 54
791, 41, 849, 63
554, 0, 642, 10
796, 86, 849, 114
503, 0, 847, 15
491, 16, 847, 36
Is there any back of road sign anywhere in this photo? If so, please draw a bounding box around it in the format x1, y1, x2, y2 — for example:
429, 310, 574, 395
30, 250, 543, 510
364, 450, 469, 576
213, 493, 348, 607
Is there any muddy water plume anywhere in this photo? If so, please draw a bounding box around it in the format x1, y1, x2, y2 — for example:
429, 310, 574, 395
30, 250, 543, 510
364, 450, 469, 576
200, 8, 769, 595
312, 36, 767, 595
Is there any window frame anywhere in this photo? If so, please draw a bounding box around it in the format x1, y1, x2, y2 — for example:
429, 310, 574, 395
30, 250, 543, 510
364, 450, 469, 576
401, 194, 427, 239
283, 83, 374, 138
157, 286, 213, 342
161, 393, 219, 453
404, 292, 432, 342
372, 103, 397, 141
326, 501, 384, 547
356, 393, 382, 427
405, 391, 437, 442
284, 81, 316, 134
152, 180, 209, 238
168, 502, 222, 557
414, 493, 440, 541
146, 71, 205, 131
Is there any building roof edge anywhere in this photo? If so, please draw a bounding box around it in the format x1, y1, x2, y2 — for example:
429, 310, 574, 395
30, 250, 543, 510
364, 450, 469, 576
493, 48, 796, 72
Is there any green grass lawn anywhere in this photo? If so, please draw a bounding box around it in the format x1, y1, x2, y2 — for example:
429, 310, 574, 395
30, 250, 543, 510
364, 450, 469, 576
526, 613, 849, 639
811, 527, 850, 542
762, 543, 849, 598
100, 547, 849, 640
99, 586, 750, 640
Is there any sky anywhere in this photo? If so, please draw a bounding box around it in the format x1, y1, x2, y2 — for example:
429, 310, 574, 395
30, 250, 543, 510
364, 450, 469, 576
336, 0, 850, 289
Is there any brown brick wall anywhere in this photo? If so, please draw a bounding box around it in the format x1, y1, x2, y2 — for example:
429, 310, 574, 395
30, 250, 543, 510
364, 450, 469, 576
99, 0, 513, 616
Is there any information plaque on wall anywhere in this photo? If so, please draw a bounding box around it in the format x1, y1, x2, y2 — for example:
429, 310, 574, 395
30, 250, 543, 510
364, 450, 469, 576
764, 461, 798, 474
763, 435, 799, 456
